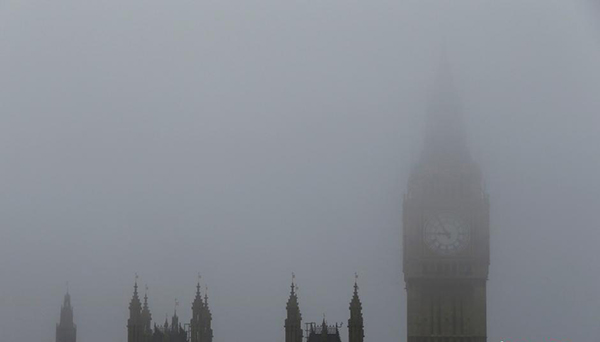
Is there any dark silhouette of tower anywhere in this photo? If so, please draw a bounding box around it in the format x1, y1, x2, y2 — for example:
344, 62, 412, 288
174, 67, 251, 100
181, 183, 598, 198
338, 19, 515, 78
348, 276, 364, 342
141, 287, 152, 341
128, 279, 144, 342
56, 289, 76, 342
190, 281, 204, 342
203, 288, 213, 342
285, 275, 303, 342
402, 58, 490, 342
190, 281, 213, 342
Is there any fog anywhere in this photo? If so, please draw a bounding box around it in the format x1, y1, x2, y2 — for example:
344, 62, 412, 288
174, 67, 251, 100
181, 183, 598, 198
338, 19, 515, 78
1, 1, 599, 341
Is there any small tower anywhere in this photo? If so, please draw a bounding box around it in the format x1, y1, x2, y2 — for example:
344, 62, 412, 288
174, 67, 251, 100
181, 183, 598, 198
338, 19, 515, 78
203, 286, 214, 342
191, 278, 213, 342
171, 301, 179, 333
141, 286, 152, 340
190, 280, 204, 342
285, 274, 303, 342
56, 288, 76, 342
128, 277, 144, 342
348, 275, 364, 342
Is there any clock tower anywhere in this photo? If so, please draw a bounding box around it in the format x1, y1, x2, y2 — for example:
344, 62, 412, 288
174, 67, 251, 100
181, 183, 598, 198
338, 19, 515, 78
403, 61, 490, 342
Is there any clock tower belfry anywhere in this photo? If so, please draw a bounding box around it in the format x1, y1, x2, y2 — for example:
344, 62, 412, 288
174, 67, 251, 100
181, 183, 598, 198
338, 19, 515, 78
403, 60, 490, 342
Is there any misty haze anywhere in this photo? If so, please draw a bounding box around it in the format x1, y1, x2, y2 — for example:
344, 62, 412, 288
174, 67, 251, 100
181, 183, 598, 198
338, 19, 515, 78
1, 1, 600, 342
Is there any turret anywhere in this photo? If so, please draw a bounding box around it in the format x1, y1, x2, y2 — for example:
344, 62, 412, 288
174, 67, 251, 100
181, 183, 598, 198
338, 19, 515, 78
56, 287, 77, 342
190, 280, 204, 342
203, 286, 213, 342
285, 274, 303, 342
348, 275, 364, 342
128, 276, 144, 342
141, 286, 152, 339
171, 300, 179, 333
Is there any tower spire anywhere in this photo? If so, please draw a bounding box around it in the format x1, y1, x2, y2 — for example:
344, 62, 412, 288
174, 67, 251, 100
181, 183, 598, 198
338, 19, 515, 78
422, 52, 470, 165
285, 273, 302, 342
348, 274, 364, 342
203, 284, 213, 342
56, 287, 76, 342
128, 274, 144, 342
141, 285, 152, 337
408, 51, 484, 201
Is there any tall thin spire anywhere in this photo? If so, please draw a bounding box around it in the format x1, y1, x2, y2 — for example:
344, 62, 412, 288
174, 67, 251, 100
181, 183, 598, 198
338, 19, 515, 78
141, 285, 152, 337
191, 276, 213, 342
56, 288, 76, 342
128, 274, 144, 342
348, 274, 364, 342
191, 275, 204, 342
203, 284, 213, 342
285, 273, 302, 342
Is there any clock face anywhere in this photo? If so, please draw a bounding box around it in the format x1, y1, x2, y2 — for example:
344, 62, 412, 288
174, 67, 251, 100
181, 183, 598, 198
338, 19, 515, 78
423, 213, 470, 255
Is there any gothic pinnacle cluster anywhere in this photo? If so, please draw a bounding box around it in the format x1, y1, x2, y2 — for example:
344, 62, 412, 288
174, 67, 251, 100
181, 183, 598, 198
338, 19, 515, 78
285, 274, 364, 342
127, 275, 213, 342
56, 288, 76, 342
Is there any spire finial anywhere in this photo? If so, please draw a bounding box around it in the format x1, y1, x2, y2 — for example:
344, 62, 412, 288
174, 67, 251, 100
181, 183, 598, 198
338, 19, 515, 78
204, 284, 209, 302
354, 272, 359, 293
197, 273, 202, 295
134, 273, 139, 294
174, 298, 179, 315
291, 272, 296, 294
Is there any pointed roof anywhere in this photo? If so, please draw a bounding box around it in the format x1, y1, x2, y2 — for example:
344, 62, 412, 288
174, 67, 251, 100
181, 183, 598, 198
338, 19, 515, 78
349, 275, 362, 314
421, 53, 471, 166
63, 291, 71, 308
287, 275, 299, 307
129, 277, 142, 319
141, 285, 152, 330
58, 289, 75, 328
171, 301, 179, 330
204, 285, 212, 321
192, 274, 204, 311
286, 273, 301, 321
142, 287, 151, 314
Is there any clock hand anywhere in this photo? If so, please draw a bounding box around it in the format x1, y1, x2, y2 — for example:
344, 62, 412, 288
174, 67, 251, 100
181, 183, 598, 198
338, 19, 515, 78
435, 216, 451, 237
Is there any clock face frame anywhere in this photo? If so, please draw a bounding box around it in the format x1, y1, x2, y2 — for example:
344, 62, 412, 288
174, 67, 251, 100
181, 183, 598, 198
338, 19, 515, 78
423, 213, 471, 255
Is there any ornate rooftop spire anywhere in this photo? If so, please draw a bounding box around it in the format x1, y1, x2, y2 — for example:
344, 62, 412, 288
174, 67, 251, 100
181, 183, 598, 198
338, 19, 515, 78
348, 274, 364, 342
204, 285, 210, 309
141, 285, 152, 335
129, 274, 142, 317
285, 273, 302, 342
56, 288, 76, 342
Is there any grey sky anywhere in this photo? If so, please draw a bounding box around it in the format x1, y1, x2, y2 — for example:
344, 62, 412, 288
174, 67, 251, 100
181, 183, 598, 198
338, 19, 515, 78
1, 1, 599, 342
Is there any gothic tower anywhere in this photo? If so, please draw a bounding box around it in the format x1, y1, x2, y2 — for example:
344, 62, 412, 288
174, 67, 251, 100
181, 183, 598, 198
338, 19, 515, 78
190, 281, 213, 342
190, 282, 205, 342
128, 279, 144, 342
348, 277, 364, 342
285, 275, 303, 342
56, 290, 76, 342
141, 287, 152, 341
402, 59, 490, 342
203, 288, 214, 342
